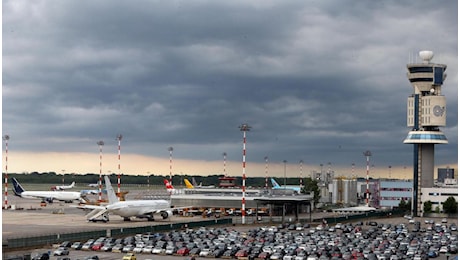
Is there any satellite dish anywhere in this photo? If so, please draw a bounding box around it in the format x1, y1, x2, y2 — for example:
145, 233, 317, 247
419, 50, 434, 63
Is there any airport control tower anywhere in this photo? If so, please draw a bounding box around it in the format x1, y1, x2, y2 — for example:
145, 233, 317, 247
404, 50, 448, 217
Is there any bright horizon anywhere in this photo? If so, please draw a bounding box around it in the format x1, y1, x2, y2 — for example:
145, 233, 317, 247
2, 151, 457, 181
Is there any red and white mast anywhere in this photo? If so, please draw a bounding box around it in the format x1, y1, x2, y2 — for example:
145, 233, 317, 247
264, 156, 269, 189
116, 134, 122, 200
239, 123, 251, 225
3, 135, 10, 209
97, 140, 104, 201
168, 147, 174, 185
363, 150, 372, 207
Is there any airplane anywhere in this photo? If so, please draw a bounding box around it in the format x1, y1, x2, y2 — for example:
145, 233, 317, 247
79, 189, 107, 196
184, 178, 215, 189
88, 183, 99, 188
184, 178, 195, 189
76, 176, 174, 222
12, 178, 84, 203
270, 178, 302, 193
164, 179, 179, 194
51, 181, 75, 191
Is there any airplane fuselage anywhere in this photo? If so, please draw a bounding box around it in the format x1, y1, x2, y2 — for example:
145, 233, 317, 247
107, 200, 170, 218
20, 191, 82, 202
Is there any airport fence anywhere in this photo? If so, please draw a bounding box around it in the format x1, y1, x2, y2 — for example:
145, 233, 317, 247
4, 218, 232, 252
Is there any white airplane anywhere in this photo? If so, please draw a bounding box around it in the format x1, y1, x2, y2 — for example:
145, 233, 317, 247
51, 181, 75, 191
88, 183, 99, 188
76, 176, 174, 222
12, 178, 84, 203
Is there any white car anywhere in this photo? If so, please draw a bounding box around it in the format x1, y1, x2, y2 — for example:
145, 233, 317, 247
199, 248, 211, 257
142, 245, 154, 254
151, 246, 164, 254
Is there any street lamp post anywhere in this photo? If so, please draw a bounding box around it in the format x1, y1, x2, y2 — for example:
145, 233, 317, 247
239, 123, 251, 224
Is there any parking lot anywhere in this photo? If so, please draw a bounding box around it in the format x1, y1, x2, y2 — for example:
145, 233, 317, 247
6, 215, 458, 260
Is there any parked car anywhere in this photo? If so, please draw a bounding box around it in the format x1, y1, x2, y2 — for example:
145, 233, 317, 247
53, 247, 70, 256
177, 247, 190, 256
71, 241, 83, 250
31, 253, 50, 260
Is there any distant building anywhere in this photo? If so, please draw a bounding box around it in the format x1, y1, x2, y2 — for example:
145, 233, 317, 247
437, 167, 455, 183
379, 180, 412, 208
331, 177, 357, 206
421, 186, 458, 212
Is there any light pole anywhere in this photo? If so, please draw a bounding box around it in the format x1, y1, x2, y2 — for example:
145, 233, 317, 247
239, 123, 251, 224
283, 160, 287, 188
264, 156, 269, 190
97, 140, 104, 201
223, 152, 227, 177
363, 150, 372, 207
3, 135, 9, 209
168, 147, 174, 185
116, 134, 122, 200
299, 160, 303, 188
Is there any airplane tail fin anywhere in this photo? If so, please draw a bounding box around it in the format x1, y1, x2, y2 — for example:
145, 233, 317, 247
104, 176, 118, 204
70, 181, 75, 188
184, 179, 194, 189
270, 178, 281, 188
192, 177, 198, 186
163, 179, 174, 191
12, 178, 25, 196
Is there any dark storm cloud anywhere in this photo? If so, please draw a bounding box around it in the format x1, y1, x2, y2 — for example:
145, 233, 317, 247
3, 0, 457, 169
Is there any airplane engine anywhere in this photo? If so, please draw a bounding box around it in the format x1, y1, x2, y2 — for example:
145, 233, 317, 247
45, 198, 54, 203
161, 210, 173, 219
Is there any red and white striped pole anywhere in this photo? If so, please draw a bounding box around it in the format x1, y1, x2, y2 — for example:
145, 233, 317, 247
3, 135, 10, 209
299, 160, 303, 188
116, 134, 122, 200
223, 152, 227, 176
239, 123, 251, 224
168, 147, 173, 185
363, 151, 372, 207
264, 156, 268, 189
97, 141, 104, 201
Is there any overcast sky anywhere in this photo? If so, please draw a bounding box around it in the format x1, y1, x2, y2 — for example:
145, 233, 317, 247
2, 1, 458, 178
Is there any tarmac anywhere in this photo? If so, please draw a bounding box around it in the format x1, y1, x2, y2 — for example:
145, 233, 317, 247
2, 190, 458, 260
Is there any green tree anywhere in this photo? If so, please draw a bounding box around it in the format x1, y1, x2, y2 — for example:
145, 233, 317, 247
301, 178, 321, 204
442, 196, 458, 213
423, 200, 432, 213
398, 199, 411, 212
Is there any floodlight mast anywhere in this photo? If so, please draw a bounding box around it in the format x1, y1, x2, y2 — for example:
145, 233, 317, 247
363, 150, 372, 207
223, 152, 227, 177
97, 140, 104, 202
283, 160, 287, 188
168, 147, 174, 185
116, 134, 123, 200
239, 123, 251, 225
299, 160, 304, 188
264, 156, 269, 190
3, 135, 10, 209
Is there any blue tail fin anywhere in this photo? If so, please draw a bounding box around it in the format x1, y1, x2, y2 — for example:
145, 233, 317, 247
12, 178, 25, 196
270, 178, 280, 188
